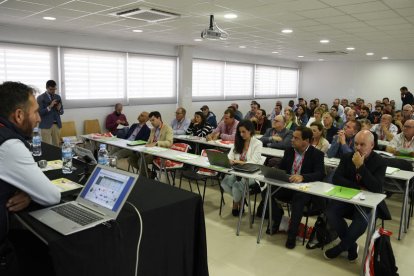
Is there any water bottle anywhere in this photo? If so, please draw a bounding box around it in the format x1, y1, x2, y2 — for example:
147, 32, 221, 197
32, 127, 42, 156
62, 138, 73, 174
98, 144, 109, 166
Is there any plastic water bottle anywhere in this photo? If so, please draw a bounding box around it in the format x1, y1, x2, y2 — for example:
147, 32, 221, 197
62, 138, 73, 174
32, 127, 42, 156
98, 144, 109, 166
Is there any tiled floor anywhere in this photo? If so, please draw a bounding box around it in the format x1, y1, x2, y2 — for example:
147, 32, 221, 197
118, 159, 413, 275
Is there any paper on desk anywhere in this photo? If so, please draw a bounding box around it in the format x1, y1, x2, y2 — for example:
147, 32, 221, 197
41, 160, 63, 171
51, 178, 82, 193
144, 147, 168, 153
325, 186, 360, 199
174, 153, 199, 160
386, 167, 400, 175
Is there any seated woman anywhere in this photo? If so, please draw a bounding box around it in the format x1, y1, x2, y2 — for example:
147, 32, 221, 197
306, 107, 324, 127
296, 105, 309, 126
310, 122, 330, 154
284, 108, 298, 131
220, 120, 263, 216
185, 111, 213, 137
322, 112, 338, 144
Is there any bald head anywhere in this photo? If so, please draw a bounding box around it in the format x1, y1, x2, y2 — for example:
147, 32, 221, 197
138, 111, 149, 123
355, 130, 374, 156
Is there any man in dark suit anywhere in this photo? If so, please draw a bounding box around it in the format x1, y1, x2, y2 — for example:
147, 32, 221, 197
324, 130, 389, 262
37, 80, 64, 146
268, 126, 325, 249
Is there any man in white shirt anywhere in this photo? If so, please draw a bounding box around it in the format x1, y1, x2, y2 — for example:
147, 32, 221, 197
0, 81, 61, 275
171, 107, 191, 135
386, 119, 414, 156
370, 114, 398, 141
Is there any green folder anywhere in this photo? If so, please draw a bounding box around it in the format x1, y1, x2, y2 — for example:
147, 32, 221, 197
127, 140, 147, 146
325, 186, 360, 199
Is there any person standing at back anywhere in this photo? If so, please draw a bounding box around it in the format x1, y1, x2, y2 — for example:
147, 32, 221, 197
401, 86, 414, 109
37, 80, 64, 146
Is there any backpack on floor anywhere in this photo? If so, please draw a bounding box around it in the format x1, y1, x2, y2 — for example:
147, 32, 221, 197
364, 228, 399, 276
306, 213, 338, 250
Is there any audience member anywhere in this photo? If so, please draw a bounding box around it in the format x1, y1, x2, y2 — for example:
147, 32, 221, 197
251, 108, 271, 135
296, 105, 308, 126
230, 103, 243, 121
200, 105, 217, 128
322, 112, 338, 144
171, 107, 191, 135
284, 108, 298, 131
206, 109, 239, 141
327, 120, 361, 158
37, 80, 64, 146
186, 111, 213, 137
393, 110, 403, 133
306, 107, 324, 127
106, 103, 129, 136
346, 109, 357, 122
260, 115, 293, 150
220, 120, 262, 216
402, 104, 414, 123
386, 119, 414, 156
370, 114, 398, 141
269, 102, 283, 122
324, 130, 389, 261
401, 86, 414, 108
310, 122, 330, 154
330, 106, 344, 128
359, 118, 379, 150
244, 101, 260, 120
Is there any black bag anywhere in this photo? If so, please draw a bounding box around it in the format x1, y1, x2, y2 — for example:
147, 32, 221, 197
374, 233, 399, 276
306, 213, 338, 250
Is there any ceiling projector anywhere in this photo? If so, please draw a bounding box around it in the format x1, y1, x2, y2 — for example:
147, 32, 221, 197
201, 15, 229, 40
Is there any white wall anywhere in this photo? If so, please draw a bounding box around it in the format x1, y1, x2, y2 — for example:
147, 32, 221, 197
1, 25, 299, 135
299, 60, 414, 108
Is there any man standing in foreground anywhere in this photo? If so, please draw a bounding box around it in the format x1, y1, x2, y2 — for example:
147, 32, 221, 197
37, 80, 64, 146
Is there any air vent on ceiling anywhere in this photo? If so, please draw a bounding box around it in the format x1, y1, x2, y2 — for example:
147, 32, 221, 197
316, 51, 348, 55
109, 7, 180, 23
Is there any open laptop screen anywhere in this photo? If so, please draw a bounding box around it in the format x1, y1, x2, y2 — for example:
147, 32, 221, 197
79, 167, 135, 212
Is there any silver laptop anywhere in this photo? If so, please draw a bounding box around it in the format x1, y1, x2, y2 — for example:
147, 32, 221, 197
30, 165, 137, 235
74, 146, 97, 165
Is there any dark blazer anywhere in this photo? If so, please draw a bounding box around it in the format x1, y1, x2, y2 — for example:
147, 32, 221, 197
126, 123, 151, 141
279, 146, 325, 182
37, 92, 64, 128
333, 151, 390, 219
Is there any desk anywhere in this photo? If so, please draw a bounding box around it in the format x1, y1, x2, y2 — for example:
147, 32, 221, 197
256, 179, 385, 276
19, 143, 209, 276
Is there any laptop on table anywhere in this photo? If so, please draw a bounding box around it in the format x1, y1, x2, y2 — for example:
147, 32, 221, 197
74, 146, 97, 165
260, 166, 291, 182
205, 150, 260, 173
30, 164, 137, 235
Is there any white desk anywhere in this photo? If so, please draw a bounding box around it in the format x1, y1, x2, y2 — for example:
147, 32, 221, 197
256, 179, 385, 276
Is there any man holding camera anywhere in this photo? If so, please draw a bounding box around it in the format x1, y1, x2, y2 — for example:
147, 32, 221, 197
37, 80, 64, 146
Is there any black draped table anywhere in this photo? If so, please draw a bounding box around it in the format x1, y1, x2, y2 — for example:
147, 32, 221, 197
17, 143, 209, 276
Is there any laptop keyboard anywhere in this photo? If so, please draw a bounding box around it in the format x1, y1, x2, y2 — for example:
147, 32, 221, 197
51, 204, 102, 226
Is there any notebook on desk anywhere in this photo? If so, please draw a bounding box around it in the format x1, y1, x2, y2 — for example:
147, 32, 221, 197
30, 165, 137, 235
205, 150, 260, 173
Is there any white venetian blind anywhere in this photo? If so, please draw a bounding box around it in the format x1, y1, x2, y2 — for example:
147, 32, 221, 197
254, 65, 279, 97
279, 68, 298, 97
224, 62, 253, 98
0, 43, 53, 92
192, 59, 224, 98
62, 48, 125, 100
128, 54, 176, 98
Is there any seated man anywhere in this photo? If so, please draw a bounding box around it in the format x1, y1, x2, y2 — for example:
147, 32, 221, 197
244, 101, 260, 120
327, 120, 361, 158
206, 109, 239, 141
105, 103, 129, 136
110, 111, 151, 159
0, 81, 61, 275
251, 108, 271, 135
128, 111, 173, 175
230, 103, 243, 121
200, 105, 217, 128
260, 115, 292, 150
171, 107, 191, 135
370, 114, 398, 142
267, 126, 325, 249
324, 130, 388, 262
386, 119, 414, 156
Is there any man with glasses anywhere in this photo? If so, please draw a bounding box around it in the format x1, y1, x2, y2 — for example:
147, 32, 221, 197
402, 104, 414, 123
386, 119, 414, 156
200, 105, 217, 128
370, 114, 398, 142
171, 107, 190, 135
327, 120, 361, 158
260, 115, 292, 149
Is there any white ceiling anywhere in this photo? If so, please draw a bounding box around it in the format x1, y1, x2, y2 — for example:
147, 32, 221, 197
0, 0, 414, 61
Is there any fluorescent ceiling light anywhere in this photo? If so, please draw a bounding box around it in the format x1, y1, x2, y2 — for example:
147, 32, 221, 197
239, 45, 246, 48
382, 57, 389, 60
194, 38, 202, 42
43, 16, 56, 21
271, 51, 279, 54
318, 59, 324, 61
132, 29, 143, 33
224, 13, 237, 19
282, 29, 293, 34
320, 39, 329, 44
346, 47, 355, 51
366, 52, 374, 56
298, 55, 304, 58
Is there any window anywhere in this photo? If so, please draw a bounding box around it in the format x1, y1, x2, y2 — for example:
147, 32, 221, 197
128, 54, 177, 104
0, 43, 54, 92
62, 48, 125, 102
192, 59, 224, 99
224, 63, 253, 99
193, 59, 299, 100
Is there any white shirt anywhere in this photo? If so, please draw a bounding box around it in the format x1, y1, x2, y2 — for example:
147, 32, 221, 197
0, 139, 61, 205
389, 132, 414, 152
227, 137, 263, 164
